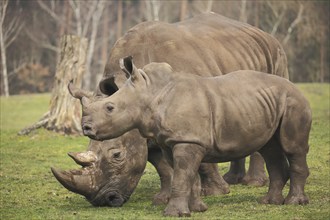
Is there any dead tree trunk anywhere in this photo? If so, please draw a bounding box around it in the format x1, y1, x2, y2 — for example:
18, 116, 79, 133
19, 35, 87, 135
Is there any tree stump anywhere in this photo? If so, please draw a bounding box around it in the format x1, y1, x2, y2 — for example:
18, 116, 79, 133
19, 35, 88, 135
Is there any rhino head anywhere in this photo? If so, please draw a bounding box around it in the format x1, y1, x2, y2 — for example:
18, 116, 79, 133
80, 56, 173, 141
51, 80, 148, 207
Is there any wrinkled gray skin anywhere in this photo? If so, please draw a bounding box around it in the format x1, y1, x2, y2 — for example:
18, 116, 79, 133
82, 58, 311, 217
99, 12, 289, 187
52, 12, 289, 206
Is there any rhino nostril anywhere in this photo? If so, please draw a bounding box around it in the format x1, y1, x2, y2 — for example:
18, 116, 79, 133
108, 194, 117, 201
83, 124, 92, 132
82, 125, 97, 139
107, 193, 124, 207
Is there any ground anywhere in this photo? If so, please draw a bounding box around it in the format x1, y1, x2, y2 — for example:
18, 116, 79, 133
0, 84, 329, 219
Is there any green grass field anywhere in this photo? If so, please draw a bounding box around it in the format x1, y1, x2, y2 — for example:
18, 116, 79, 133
0, 84, 329, 219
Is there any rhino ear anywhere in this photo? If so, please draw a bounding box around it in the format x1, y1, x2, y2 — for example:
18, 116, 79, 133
120, 56, 149, 86
119, 56, 135, 79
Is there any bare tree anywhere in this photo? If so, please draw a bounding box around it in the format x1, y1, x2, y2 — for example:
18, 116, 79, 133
180, 0, 188, 21
282, 3, 304, 45
68, 0, 106, 89
0, 0, 23, 97
19, 35, 88, 135
117, 0, 123, 40
239, 0, 247, 22
191, 0, 213, 15
268, 2, 287, 36
84, 0, 105, 89
145, 0, 161, 21
35, 0, 106, 90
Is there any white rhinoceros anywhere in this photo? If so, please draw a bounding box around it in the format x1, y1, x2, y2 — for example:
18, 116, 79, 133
52, 12, 289, 207
81, 57, 311, 217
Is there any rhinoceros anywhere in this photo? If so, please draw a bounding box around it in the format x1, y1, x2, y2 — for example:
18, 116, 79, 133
98, 12, 289, 186
52, 12, 289, 206
82, 57, 311, 217
51, 130, 148, 206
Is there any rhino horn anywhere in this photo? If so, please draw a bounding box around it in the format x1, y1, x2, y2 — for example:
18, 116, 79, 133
51, 167, 94, 198
68, 151, 97, 167
68, 80, 93, 100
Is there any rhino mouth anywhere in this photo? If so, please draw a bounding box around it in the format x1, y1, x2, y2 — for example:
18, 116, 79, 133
51, 151, 100, 199
89, 190, 126, 207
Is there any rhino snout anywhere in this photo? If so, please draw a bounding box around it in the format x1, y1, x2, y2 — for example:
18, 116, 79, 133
106, 192, 125, 207
90, 191, 126, 207
82, 123, 96, 139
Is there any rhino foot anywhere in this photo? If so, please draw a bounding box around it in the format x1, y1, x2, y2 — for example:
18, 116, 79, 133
241, 174, 268, 187
201, 181, 230, 196
163, 198, 190, 217
223, 172, 245, 185
284, 194, 309, 205
152, 191, 170, 205
259, 194, 284, 205
189, 199, 208, 213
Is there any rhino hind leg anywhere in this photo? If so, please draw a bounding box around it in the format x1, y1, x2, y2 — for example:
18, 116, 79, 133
199, 163, 230, 195
241, 152, 268, 187
258, 138, 289, 205
279, 108, 311, 205
284, 154, 309, 205
223, 158, 246, 184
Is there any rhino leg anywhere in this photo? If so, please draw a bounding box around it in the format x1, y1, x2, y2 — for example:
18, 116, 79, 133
163, 143, 205, 217
258, 138, 289, 205
199, 163, 230, 195
284, 154, 309, 205
241, 152, 268, 186
280, 109, 310, 205
148, 147, 173, 205
223, 158, 246, 184
189, 172, 208, 213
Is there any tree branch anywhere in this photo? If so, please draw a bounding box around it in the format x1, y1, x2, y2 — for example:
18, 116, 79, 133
37, 0, 63, 24
25, 28, 59, 53
283, 4, 304, 45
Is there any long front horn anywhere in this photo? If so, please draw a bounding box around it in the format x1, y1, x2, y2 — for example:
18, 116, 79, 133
68, 80, 93, 99
51, 167, 95, 198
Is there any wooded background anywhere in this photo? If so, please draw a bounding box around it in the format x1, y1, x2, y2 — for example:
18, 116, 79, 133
1, 0, 329, 96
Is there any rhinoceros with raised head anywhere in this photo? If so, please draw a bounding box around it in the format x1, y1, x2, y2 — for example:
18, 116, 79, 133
52, 12, 289, 207
82, 57, 311, 217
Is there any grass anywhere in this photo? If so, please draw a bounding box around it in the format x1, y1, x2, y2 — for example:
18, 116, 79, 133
0, 83, 329, 219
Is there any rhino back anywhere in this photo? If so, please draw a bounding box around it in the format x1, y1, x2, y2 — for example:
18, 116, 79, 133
151, 71, 295, 161
102, 12, 288, 92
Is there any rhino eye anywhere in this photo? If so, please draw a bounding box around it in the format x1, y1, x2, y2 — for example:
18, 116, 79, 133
113, 152, 121, 158
106, 105, 114, 112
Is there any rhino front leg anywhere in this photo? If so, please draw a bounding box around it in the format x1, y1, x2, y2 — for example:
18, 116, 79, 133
164, 143, 206, 217
147, 146, 173, 205
199, 163, 230, 195
242, 152, 268, 186
189, 171, 208, 213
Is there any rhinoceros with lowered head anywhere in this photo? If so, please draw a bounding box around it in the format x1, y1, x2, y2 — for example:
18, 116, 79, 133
52, 12, 289, 207
82, 57, 311, 217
